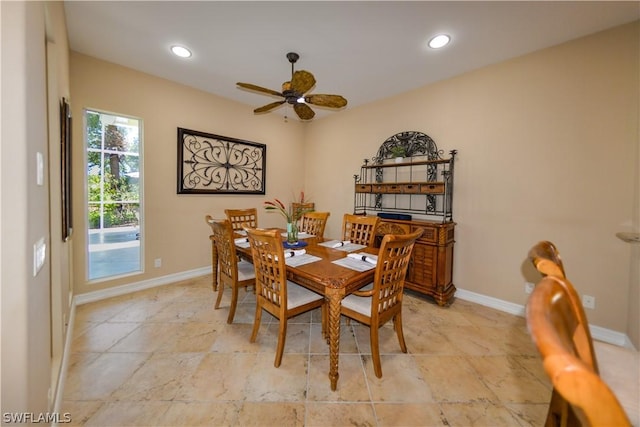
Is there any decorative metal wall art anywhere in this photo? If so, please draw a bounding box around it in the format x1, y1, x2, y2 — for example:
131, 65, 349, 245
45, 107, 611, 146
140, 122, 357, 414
177, 128, 266, 194
60, 97, 73, 241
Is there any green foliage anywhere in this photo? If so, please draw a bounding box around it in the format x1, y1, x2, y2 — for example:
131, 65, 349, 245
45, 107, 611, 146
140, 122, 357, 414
86, 111, 140, 229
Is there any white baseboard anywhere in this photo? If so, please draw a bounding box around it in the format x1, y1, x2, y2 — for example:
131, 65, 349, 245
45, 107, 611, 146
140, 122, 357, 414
51, 297, 76, 427
455, 288, 635, 350
74, 266, 211, 305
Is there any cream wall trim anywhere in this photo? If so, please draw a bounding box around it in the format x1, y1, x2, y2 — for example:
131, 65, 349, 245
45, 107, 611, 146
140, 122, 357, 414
52, 299, 76, 426
75, 267, 211, 305
455, 288, 634, 350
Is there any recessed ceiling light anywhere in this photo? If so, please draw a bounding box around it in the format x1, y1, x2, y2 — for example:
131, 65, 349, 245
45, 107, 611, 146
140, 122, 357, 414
171, 45, 192, 58
428, 34, 450, 49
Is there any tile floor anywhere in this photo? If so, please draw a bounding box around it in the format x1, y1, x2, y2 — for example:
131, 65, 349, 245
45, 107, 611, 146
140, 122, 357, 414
62, 275, 554, 426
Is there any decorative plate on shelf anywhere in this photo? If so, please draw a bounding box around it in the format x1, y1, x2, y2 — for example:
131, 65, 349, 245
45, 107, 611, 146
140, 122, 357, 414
283, 240, 308, 249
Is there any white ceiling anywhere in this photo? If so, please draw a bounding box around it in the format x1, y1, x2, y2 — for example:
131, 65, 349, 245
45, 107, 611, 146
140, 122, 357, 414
64, 1, 639, 120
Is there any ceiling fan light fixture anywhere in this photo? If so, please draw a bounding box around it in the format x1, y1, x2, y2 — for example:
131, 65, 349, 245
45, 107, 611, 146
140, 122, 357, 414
428, 34, 450, 49
170, 45, 192, 58
297, 96, 306, 104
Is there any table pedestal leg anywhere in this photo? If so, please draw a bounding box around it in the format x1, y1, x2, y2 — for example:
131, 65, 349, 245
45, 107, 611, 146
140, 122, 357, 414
326, 286, 345, 391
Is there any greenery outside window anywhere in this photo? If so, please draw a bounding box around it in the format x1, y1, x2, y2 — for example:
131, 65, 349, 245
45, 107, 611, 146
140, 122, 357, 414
85, 110, 142, 281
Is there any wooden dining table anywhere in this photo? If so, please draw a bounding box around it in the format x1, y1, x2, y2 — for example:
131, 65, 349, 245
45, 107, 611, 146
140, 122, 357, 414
235, 233, 377, 391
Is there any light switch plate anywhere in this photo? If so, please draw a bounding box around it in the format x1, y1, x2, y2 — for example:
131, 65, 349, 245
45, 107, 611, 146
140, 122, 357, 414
36, 152, 44, 186
33, 237, 46, 276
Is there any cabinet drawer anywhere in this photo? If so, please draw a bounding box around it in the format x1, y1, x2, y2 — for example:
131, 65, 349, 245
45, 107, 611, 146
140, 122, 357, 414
355, 184, 371, 193
372, 184, 402, 193
414, 225, 438, 244
419, 183, 445, 194
401, 184, 420, 194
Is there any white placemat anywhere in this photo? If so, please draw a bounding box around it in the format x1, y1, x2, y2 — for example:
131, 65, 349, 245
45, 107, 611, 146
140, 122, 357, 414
286, 254, 322, 267
332, 257, 376, 272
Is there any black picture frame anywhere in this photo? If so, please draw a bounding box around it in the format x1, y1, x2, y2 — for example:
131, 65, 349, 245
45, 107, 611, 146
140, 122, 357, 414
177, 128, 266, 194
60, 97, 73, 241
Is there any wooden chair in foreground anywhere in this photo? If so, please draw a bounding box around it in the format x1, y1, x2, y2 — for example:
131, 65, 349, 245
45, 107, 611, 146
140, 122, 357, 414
342, 213, 380, 246
340, 229, 423, 378
526, 275, 631, 427
528, 241, 597, 372
209, 219, 256, 323
225, 208, 258, 233
244, 226, 325, 367
299, 211, 330, 239
528, 240, 566, 278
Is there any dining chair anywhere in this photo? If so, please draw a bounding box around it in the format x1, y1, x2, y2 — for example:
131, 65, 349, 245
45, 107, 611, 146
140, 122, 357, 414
340, 229, 423, 378
225, 208, 258, 233
526, 274, 631, 427
527, 241, 597, 371
341, 213, 380, 246
205, 214, 221, 292
209, 219, 256, 323
299, 211, 330, 239
244, 226, 325, 368
291, 202, 314, 224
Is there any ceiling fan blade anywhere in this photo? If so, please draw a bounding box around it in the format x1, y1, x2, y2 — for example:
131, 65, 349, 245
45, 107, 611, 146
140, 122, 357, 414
294, 103, 315, 120
237, 82, 283, 97
290, 70, 316, 94
305, 94, 348, 109
254, 100, 285, 113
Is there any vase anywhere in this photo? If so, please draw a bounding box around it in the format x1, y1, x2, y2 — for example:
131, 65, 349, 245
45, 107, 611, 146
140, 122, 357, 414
286, 222, 298, 244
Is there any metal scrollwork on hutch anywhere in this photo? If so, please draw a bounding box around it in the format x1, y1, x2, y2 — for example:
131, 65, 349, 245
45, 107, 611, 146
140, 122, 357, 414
353, 131, 456, 222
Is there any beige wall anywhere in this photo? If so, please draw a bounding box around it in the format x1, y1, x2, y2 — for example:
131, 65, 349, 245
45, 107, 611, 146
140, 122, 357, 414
305, 21, 639, 340
1, 0, 65, 415
70, 53, 306, 294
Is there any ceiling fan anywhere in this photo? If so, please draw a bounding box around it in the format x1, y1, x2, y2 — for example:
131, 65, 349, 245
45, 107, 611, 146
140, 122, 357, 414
237, 52, 348, 121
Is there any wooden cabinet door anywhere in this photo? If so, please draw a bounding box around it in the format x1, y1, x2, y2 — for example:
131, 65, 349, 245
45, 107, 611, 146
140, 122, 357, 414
407, 242, 437, 290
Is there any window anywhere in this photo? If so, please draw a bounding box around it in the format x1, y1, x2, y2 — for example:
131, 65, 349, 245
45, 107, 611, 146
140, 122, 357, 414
85, 110, 142, 281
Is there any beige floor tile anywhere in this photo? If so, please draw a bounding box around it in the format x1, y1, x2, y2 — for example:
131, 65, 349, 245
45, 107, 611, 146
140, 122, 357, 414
467, 355, 551, 404
60, 400, 104, 426
309, 323, 359, 354
374, 402, 447, 426
236, 401, 305, 426
305, 402, 376, 427
83, 401, 171, 426
364, 354, 434, 403
174, 353, 256, 401
504, 403, 549, 426
64, 352, 151, 401
110, 352, 203, 401
71, 322, 140, 352
307, 354, 370, 402
244, 353, 309, 401
414, 355, 498, 403
157, 401, 241, 426
154, 321, 220, 353
440, 402, 524, 426
107, 322, 183, 352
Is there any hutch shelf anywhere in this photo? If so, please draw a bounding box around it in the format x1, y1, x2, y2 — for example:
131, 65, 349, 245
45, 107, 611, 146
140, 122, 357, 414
353, 131, 457, 305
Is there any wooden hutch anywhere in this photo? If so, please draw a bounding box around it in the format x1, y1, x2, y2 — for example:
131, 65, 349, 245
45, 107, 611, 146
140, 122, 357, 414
354, 131, 457, 305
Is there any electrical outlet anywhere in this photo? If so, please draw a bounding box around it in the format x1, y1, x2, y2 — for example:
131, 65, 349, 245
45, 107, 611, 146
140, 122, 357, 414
524, 282, 535, 294
154, 258, 162, 268
582, 295, 596, 309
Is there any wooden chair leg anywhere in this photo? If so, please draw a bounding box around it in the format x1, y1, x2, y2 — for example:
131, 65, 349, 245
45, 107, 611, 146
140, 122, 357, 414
214, 283, 224, 309
370, 326, 382, 378
393, 312, 407, 353
250, 306, 262, 343
274, 319, 288, 368
227, 285, 239, 324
